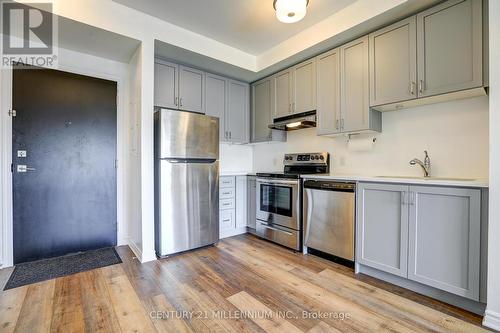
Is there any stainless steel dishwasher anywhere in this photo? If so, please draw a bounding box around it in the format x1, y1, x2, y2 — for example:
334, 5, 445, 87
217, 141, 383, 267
303, 180, 355, 262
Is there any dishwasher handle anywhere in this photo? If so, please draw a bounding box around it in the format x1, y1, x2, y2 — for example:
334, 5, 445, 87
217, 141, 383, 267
303, 180, 356, 192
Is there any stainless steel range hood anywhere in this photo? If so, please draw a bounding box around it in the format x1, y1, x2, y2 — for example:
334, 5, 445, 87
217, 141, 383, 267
268, 111, 316, 131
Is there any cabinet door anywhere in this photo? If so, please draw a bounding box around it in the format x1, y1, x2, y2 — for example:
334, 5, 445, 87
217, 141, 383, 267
316, 49, 341, 135
293, 59, 316, 114
247, 177, 256, 229
251, 78, 272, 142
369, 16, 417, 106
408, 186, 481, 300
273, 69, 292, 119
416, 0, 482, 97
205, 73, 227, 141
357, 183, 409, 277
227, 80, 249, 143
179, 65, 205, 113
340, 36, 370, 133
235, 176, 248, 228
154, 61, 178, 109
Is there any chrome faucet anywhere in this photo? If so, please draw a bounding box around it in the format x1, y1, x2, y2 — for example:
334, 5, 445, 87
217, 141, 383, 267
410, 150, 431, 177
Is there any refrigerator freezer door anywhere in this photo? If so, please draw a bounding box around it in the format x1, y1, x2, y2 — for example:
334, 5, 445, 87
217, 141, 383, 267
156, 109, 219, 160
156, 160, 219, 256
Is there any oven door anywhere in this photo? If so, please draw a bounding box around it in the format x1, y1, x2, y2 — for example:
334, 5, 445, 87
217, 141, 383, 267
256, 178, 300, 230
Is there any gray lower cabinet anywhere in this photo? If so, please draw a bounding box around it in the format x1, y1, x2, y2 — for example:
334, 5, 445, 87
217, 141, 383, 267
357, 182, 482, 301
220, 176, 249, 239
369, 16, 417, 106
251, 77, 286, 143
408, 185, 481, 300
417, 0, 483, 98
247, 176, 256, 231
357, 183, 409, 278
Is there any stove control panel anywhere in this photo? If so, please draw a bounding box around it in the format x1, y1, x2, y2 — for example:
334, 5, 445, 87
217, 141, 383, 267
283, 152, 329, 165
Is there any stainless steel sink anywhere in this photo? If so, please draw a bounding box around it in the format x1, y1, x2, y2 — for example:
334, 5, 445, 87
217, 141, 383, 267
375, 176, 476, 181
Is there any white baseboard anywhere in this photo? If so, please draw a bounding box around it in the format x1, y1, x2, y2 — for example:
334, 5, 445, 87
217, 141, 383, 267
140, 249, 157, 263
483, 309, 500, 331
127, 237, 144, 261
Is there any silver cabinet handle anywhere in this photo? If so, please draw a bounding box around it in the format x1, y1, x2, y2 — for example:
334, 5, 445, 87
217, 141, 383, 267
410, 192, 415, 206
175, 96, 178, 106
401, 191, 406, 205
292, 102, 295, 112
419, 80, 424, 94
341, 119, 345, 130
336, 119, 339, 130
179, 97, 183, 107
410, 81, 415, 95
229, 131, 232, 139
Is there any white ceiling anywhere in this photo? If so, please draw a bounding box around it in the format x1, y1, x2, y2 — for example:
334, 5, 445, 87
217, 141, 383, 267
112, 0, 356, 55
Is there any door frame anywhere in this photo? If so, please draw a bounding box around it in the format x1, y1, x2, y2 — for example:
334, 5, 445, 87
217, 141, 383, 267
1, 63, 126, 268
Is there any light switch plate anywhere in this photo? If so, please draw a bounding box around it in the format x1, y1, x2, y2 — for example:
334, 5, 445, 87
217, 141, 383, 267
17, 150, 27, 157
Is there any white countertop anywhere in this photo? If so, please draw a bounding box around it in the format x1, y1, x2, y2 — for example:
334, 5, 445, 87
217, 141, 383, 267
301, 174, 489, 188
220, 171, 256, 176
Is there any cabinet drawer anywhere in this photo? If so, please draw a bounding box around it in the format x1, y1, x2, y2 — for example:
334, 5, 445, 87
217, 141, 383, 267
220, 188, 235, 199
220, 198, 235, 210
220, 210, 235, 230
220, 176, 235, 188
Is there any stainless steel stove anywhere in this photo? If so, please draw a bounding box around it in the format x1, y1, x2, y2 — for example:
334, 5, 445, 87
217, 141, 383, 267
255, 152, 329, 250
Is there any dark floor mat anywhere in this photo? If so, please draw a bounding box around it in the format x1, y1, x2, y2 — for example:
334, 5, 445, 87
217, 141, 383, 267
4, 247, 122, 290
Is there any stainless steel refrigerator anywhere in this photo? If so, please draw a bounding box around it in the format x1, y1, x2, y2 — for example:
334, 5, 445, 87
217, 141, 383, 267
154, 109, 219, 257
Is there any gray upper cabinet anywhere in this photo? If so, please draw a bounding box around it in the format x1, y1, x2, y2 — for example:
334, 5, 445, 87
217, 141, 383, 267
226, 80, 249, 143
154, 60, 205, 113
340, 36, 380, 133
417, 0, 483, 98
154, 60, 178, 109
273, 69, 293, 119
369, 16, 417, 106
316, 48, 341, 135
251, 77, 286, 143
407, 186, 481, 300
179, 65, 205, 113
205, 74, 249, 144
292, 59, 316, 114
205, 73, 227, 140
357, 183, 409, 278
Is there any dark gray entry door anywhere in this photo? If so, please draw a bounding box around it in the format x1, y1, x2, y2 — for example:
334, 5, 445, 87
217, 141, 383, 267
12, 67, 117, 264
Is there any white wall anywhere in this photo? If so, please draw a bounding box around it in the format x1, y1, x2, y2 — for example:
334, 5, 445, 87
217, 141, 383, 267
254, 96, 489, 179
219, 144, 254, 173
126, 46, 143, 257
484, 0, 500, 330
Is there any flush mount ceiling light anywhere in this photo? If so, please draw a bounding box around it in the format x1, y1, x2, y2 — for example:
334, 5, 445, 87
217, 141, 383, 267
273, 0, 309, 24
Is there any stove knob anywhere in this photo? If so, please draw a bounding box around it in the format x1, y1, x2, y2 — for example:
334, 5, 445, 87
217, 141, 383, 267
320, 155, 324, 160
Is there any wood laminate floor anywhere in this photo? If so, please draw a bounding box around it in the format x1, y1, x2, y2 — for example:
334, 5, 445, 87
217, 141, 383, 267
0, 234, 491, 332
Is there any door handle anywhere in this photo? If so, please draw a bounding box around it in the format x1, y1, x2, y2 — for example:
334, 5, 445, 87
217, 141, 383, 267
17, 165, 36, 173
179, 98, 183, 107
410, 81, 415, 95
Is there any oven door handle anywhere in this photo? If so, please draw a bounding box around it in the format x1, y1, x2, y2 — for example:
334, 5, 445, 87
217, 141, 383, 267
259, 222, 293, 235
257, 179, 298, 186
